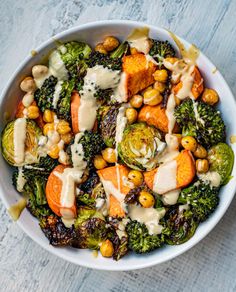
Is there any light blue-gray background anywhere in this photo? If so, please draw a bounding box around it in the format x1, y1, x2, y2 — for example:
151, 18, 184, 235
1, 0, 236, 291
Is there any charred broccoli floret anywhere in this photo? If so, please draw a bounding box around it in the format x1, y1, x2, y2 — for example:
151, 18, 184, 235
34, 76, 58, 112
149, 40, 175, 65
126, 220, 163, 253
161, 207, 198, 245
13, 156, 58, 219
34, 77, 74, 122
178, 181, 219, 222
98, 104, 120, 147
40, 215, 76, 246
174, 99, 226, 148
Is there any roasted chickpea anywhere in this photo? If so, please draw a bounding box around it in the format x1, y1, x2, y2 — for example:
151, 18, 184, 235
194, 144, 207, 159
20, 77, 36, 93
102, 148, 117, 163
100, 240, 114, 257
126, 108, 138, 124
143, 88, 163, 106
130, 94, 143, 108
32, 65, 49, 79
153, 69, 168, 83
196, 159, 209, 173
48, 144, 60, 159
94, 155, 108, 170
95, 43, 108, 54
60, 132, 73, 145
174, 96, 181, 106
103, 36, 119, 52
22, 92, 34, 107
181, 136, 197, 152
57, 120, 71, 135
43, 123, 54, 136
128, 170, 143, 187
164, 57, 179, 64
202, 88, 219, 105
27, 105, 40, 119
139, 191, 155, 208
153, 81, 166, 93
43, 109, 55, 123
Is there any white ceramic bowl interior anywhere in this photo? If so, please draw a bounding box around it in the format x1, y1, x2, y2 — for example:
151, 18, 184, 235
0, 20, 236, 271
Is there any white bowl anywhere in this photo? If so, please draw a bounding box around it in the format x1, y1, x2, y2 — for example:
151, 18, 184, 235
0, 20, 236, 271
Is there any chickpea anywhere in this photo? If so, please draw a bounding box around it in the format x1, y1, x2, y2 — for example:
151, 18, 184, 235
202, 88, 219, 105
139, 191, 155, 208
48, 144, 60, 159
194, 144, 207, 159
20, 77, 36, 93
95, 43, 108, 54
196, 159, 209, 173
60, 132, 73, 145
103, 36, 119, 52
100, 240, 114, 258
130, 94, 143, 108
154, 81, 166, 93
32, 65, 49, 79
128, 170, 143, 187
102, 148, 117, 163
181, 136, 197, 152
143, 88, 163, 106
43, 123, 54, 136
130, 47, 138, 55
57, 120, 71, 135
126, 108, 138, 124
94, 155, 108, 170
22, 92, 34, 107
27, 105, 40, 119
43, 109, 55, 123
174, 96, 181, 106
153, 69, 168, 83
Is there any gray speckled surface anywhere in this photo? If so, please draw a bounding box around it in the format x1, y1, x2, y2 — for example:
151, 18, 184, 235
1, 0, 236, 291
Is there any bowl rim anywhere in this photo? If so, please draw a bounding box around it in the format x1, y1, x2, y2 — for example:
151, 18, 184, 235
1, 19, 236, 271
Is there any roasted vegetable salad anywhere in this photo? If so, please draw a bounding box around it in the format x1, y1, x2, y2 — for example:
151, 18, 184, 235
1, 29, 234, 260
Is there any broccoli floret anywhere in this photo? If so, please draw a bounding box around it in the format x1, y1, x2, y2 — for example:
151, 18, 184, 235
34, 76, 58, 112
110, 42, 129, 59
59, 41, 91, 79
56, 79, 75, 121
174, 99, 226, 148
77, 193, 96, 207
13, 156, 58, 219
126, 220, 163, 253
161, 207, 198, 245
149, 40, 175, 65
98, 104, 120, 147
178, 181, 219, 222
40, 215, 77, 246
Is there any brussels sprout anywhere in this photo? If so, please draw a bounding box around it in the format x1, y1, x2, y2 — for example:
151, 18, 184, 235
1, 119, 42, 166
118, 123, 165, 170
208, 143, 234, 185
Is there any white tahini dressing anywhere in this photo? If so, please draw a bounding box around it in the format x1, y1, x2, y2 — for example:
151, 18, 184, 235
128, 205, 166, 235
166, 93, 176, 134
127, 27, 151, 54
22, 92, 34, 107
14, 118, 27, 165
52, 81, 63, 109
16, 167, 27, 192
71, 133, 87, 170
115, 105, 128, 157
162, 189, 180, 205
49, 50, 68, 81
198, 171, 221, 188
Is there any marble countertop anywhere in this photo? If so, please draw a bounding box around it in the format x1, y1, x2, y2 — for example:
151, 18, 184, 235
1, 0, 236, 291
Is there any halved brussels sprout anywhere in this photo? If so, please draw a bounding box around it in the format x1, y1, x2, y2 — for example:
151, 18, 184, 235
118, 122, 165, 171
1, 119, 42, 166
208, 142, 234, 185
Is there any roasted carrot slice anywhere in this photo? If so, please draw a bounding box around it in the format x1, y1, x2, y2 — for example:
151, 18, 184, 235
144, 150, 195, 191
46, 164, 77, 217
122, 53, 157, 99
71, 91, 80, 134
97, 165, 130, 218
138, 104, 179, 133
173, 66, 204, 100
15, 100, 45, 129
